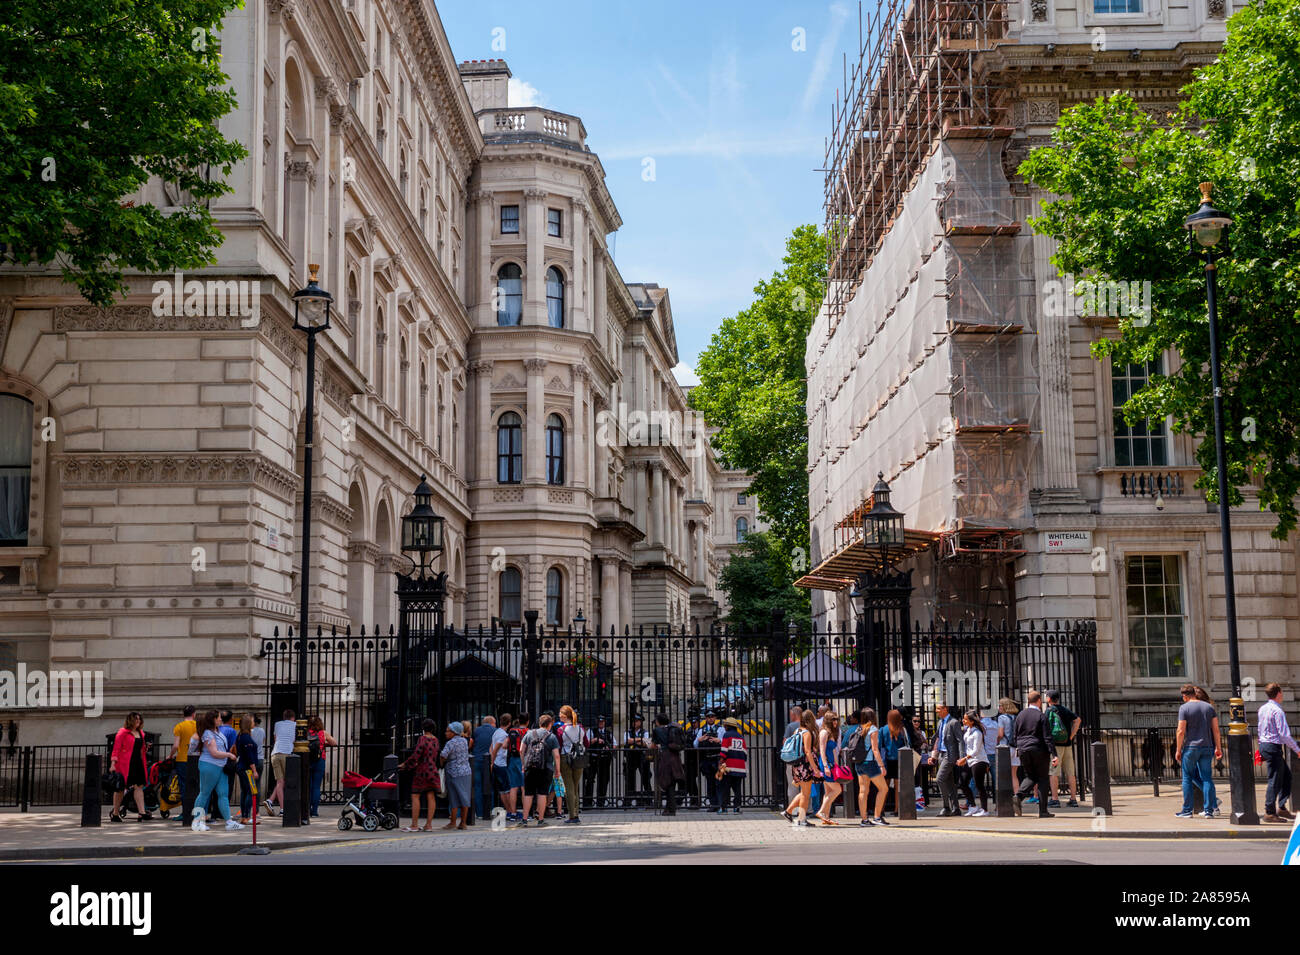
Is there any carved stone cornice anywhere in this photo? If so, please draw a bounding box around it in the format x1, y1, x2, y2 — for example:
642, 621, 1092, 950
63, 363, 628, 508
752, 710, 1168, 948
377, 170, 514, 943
523, 188, 549, 201
287, 160, 317, 185
314, 76, 340, 104
267, 0, 296, 21
320, 370, 357, 412
523, 358, 548, 375
329, 103, 352, 131
312, 493, 354, 530
348, 540, 382, 563
54, 303, 264, 334
55, 453, 300, 502
572, 363, 590, 382
469, 360, 494, 377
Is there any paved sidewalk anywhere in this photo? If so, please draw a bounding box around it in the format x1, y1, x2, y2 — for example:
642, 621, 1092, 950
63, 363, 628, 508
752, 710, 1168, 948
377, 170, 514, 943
0, 784, 1289, 860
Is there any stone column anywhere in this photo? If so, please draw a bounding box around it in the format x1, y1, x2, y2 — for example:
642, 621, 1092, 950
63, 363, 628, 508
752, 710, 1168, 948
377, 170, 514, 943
1032, 188, 1080, 492
600, 558, 620, 636
524, 358, 547, 483
696, 522, 706, 585
619, 564, 633, 633
571, 199, 587, 332
593, 245, 607, 338
572, 364, 588, 490
472, 360, 494, 483
525, 188, 548, 324
649, 463, 664, 547
476, 190, 494, 322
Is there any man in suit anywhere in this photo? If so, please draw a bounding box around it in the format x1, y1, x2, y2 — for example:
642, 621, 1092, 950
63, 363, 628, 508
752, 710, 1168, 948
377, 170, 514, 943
1013, 690, 1058, 818
933, 703, 963, 817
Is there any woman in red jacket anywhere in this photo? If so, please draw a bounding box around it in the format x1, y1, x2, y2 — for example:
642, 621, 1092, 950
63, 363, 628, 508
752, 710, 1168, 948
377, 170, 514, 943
110, 712, 152, 821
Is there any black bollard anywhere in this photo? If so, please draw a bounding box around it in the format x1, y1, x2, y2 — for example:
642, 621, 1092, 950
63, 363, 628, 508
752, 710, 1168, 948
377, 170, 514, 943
996, 745, 1014, 817
1090, 740, 1112, 816
1192, 782, 1204, 814
82, 754, 102, 827
1147, 727, 1160, 798
282, 753, 302, 828
897, 746, 916, 821
1226, 701, 1259, 825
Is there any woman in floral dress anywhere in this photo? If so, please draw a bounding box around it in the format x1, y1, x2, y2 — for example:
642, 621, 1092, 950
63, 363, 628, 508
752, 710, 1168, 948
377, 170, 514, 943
400, 719, 441, 831
781, 709, 823, 826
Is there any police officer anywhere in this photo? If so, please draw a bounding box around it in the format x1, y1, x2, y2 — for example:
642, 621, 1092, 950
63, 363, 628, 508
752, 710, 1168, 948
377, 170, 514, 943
623, 714, 651, 807
695, 710, 723, 809
583, 714, 614, 807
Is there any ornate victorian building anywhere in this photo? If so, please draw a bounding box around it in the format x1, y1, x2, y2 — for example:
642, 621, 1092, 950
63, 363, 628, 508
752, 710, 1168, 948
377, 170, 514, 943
0, 2, 746, 741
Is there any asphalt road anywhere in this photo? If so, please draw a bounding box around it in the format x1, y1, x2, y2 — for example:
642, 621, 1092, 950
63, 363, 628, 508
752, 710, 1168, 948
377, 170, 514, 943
61, 831, 1283, 865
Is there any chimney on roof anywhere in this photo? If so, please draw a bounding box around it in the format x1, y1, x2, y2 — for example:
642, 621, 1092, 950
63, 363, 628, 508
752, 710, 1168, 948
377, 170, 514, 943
458, 58, 511, 112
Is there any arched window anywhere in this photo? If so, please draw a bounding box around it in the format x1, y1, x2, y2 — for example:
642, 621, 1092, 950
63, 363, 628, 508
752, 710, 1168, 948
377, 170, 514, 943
0, 394, 33, 545
545, 413, 564, 485
546, 267, 564, 328
497, 412, 522, 484
736, 517, 748, 542
546, 567, 563, 626
499, 567, 522, 625
496, 263, 522, 326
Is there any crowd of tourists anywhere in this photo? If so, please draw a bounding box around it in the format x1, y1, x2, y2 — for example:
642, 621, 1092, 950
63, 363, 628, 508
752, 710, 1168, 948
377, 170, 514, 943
395, 705, 750, 830
778, 689, 1086, 826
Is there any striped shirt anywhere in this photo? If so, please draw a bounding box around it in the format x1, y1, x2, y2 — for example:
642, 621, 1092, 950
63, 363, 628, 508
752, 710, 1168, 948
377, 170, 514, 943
719, 731, 748, 776
1258, 700, 1300, 754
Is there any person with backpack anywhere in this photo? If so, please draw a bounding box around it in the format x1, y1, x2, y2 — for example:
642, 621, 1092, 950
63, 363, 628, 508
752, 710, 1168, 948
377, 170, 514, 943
1044, 690, 1081, 808
651, 712, 687, 815
306, 716, 337, 818
715, 717, 748, 813
557, 704, 588, 824
847, 707, 887, 826
879, 709, 909, 820
780, 709, 823, 826
814, 710, 845, 825
518, 714, 560, 826
1012, 691, 1058, 818
235, 713, 260, 824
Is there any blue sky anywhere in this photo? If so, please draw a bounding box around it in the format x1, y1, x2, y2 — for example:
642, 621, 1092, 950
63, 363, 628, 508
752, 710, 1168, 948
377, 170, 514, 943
438, 0, 853, 382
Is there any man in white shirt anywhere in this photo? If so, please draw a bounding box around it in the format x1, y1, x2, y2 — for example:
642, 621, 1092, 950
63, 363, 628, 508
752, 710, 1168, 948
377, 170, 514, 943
266, 708, 298, 816
489, 713, 519, 821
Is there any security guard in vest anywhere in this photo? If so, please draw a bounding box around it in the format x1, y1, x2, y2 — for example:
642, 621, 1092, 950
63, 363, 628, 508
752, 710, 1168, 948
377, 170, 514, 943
623, 714, 652, 807
695, 710, 723, 809
583, 714, 615, 807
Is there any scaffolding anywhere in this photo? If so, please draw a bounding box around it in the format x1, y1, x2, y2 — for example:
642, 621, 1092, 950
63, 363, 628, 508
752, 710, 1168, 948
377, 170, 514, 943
801, 1, 1034, 615
823, 0, 1011, 333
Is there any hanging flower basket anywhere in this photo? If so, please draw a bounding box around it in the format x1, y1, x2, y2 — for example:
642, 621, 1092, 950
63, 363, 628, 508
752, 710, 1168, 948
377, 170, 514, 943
563, 654, 598, 678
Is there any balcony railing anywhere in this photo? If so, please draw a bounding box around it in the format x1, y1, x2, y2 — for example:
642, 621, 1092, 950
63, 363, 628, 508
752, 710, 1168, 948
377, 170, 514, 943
480, 107, 586, 147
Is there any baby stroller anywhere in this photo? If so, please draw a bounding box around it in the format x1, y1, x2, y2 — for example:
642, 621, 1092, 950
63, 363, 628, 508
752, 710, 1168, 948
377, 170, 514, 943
338, 769, 399, 832
148, 758, 182, 818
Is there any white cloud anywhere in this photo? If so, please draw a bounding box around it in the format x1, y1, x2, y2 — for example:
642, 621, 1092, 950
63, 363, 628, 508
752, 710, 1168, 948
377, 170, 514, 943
672, 363, 701, 387
508, 78, 545, 107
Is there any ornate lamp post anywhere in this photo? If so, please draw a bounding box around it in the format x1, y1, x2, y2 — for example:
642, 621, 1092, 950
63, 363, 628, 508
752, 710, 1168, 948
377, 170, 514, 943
395, 475, 446, 753
854, 473, 911, 719
292, 265, 332, 721
1183, 182, 1257, 825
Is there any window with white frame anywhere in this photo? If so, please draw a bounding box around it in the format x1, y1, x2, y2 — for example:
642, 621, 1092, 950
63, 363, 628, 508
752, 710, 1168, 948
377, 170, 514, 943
1126, 555, 1188, 678
1094, 0, 1142, 11
0, 394, 33, 545
1112, 358, 1168, 466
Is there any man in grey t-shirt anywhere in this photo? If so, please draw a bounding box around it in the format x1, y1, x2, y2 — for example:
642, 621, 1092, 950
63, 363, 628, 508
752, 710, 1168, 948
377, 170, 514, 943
1175, 685, 1221, 819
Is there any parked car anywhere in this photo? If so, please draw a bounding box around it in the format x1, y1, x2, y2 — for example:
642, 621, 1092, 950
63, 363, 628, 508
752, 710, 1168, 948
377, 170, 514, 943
748, 677, 772, 701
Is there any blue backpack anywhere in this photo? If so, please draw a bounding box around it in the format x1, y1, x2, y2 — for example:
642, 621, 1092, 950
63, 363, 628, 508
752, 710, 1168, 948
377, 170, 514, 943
780, 729, 805, 763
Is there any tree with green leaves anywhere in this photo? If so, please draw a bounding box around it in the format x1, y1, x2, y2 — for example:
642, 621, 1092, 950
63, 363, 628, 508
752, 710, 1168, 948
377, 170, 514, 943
0, 0, 247, 306
717, 531, 810, 634
1019, 0, 1300, 539
691, 225, 825, 561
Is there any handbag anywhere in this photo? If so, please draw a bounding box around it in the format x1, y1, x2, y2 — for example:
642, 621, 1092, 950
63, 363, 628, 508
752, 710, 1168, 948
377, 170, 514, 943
101, 770, 125, 794
562, 725, 589, 771
832, 765, 853, 782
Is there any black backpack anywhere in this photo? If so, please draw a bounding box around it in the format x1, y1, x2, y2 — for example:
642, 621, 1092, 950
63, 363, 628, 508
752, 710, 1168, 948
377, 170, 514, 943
845, 726, 871, 765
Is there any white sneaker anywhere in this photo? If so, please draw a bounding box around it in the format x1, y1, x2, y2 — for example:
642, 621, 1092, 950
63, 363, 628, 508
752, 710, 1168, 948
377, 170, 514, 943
191, 812, 209, 832
972, 808, 988, 817
963, 807, 975, 816
225, 819, 245, 831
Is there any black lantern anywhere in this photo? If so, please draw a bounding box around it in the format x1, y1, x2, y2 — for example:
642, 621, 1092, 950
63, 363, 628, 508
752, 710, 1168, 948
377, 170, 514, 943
862, 472, 906, 564
400, 474, 445, 571
1183, 181, 1232, 252
573, 608, 586, 634
292, 263, 334, 331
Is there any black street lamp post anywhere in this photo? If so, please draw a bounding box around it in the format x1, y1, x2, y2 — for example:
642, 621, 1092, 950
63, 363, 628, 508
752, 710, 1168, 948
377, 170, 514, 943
854, 473, 911, 718
292, 265, 333, 723
1183, 182, 1257, 825
396, 475, 446, 754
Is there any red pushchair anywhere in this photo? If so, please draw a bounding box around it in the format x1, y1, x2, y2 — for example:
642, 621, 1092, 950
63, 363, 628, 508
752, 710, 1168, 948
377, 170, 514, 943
148, 758, 181, 817
338, 769, 399, 832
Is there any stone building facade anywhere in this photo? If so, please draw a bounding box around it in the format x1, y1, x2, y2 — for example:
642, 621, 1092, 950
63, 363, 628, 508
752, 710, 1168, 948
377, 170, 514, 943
0, 2, 751, 742
801, 0, 1298, 723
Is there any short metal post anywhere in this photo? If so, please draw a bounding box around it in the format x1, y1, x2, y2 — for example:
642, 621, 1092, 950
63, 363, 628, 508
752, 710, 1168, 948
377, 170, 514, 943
897, 746, 916, 820
1090, 740, 1112, 816
996, 745, 1014, 817
81, 753, 102, 827
282, 753, 302, 828
1147, 727, 1160, 798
